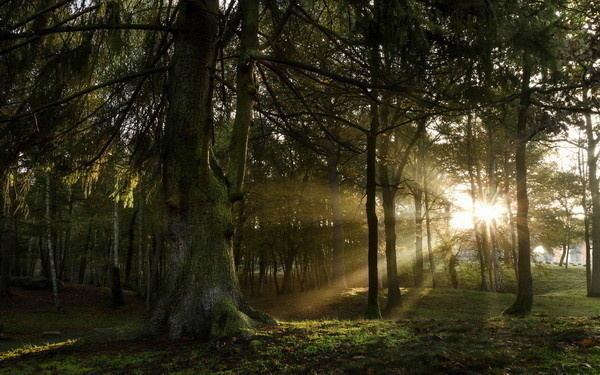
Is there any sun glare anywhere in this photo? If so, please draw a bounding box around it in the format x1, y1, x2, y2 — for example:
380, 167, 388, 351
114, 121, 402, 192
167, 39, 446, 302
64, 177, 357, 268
473, 202, 504, 222
450, 211, 473, 230
450, 203, 504, 230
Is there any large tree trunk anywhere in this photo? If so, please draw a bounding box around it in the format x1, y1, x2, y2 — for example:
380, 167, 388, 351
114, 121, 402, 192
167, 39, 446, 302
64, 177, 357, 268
504, 61, 533, 315
584, 86, 600, 297
147, 0, 272, 339
327, 152, 347, 289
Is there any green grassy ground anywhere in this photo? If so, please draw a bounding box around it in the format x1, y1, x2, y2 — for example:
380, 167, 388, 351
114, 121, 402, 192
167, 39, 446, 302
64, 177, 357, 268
1, 265, 599, 374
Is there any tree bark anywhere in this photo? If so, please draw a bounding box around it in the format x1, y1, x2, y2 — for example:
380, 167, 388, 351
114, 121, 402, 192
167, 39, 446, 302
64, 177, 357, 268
111, 199, 124, 306
466, 115, 489, 291
78, 224, 92, 284
413, 189, 424, 287
124, 209, 139, 287
46, 174, 63, 313
0, 214, 15, 296
365, 119, 381, 318
378, 131, 401, 310
584, 85, 600, 297
147, 0, 272, 339
502, 147, 518, 280
327, 152, 347, 289
578, 141, 592, 293
559, 244, 567, 267
504, 60, 533, 315
424, 188, 436, 288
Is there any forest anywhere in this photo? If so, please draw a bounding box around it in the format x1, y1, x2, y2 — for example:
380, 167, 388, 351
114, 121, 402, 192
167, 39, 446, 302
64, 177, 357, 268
0, 0, 599, 373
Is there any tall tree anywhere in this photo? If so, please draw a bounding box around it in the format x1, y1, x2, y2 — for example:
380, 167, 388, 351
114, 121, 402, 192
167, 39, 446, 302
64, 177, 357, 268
147, 0, 273, 339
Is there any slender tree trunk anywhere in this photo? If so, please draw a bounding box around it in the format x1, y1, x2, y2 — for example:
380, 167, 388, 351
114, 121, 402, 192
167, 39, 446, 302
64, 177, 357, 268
365, 126, 381, 318
124, 209, 139, 287
78, 224, 92, 284
28, 237, 36, 277
413, 189, 424, 287
378, 124, 402, 310
584, 86, 600, 297
46, 174, 63, 313
559, 244, 567, 267
147, 0, 272, 339
578, 139, 592, 293
61, 187, 74, 282
466, 116, 489, 291
111, 199, 124, 306
257, 252, 266, 297
147, 226, 162, 307
421, 149, 436, 288
0, 181, 17, 295
504, 60, 533, 315
491, 222, 504, 292
424, 188, 436, 288
448, 253, 459, 289
138, 206, 144, 291
89, 228, 98, 286
363, 0, 384, 319
327, 152, 347, 289
381, 186, 401, 308
485, 124, 503, 292
0, 214, 15, 296
585, 211, 592, 293
503, 149, 518, 280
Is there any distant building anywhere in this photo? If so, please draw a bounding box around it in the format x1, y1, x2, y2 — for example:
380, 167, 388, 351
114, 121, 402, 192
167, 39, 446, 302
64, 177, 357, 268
548, 243, 590, 265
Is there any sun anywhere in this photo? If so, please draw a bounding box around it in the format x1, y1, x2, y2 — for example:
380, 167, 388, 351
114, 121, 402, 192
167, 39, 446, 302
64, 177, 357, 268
450, 202, 504, 230
473, 202, 504, 223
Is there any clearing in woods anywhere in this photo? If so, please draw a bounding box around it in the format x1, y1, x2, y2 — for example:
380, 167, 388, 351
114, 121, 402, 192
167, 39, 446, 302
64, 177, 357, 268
1, 265, 599, 374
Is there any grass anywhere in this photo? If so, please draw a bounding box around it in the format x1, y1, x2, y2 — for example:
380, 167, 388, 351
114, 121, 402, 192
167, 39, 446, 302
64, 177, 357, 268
1, 264, 599, 374
1, 317, 598, 374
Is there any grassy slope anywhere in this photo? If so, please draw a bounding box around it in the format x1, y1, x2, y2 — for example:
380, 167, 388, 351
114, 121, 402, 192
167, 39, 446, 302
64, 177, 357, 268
1, 265, 599, 374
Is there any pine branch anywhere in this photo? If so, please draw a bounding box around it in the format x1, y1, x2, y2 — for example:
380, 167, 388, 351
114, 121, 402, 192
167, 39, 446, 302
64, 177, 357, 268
0, 23, 175, 41
0, 67, 169, 124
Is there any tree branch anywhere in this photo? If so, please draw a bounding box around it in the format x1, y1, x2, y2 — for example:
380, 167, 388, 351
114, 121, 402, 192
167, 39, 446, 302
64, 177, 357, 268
0, 67, 169, 124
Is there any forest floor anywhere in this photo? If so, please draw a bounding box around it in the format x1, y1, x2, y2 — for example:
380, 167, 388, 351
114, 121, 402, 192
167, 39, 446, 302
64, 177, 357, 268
1, 265, 599, 374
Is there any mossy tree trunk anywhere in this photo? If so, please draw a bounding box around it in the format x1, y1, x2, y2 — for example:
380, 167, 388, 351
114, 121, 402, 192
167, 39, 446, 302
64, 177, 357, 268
147, 0, 272, 340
